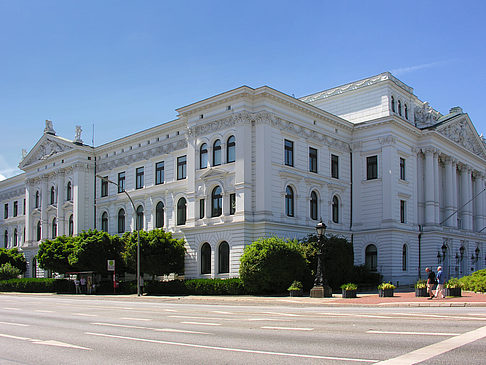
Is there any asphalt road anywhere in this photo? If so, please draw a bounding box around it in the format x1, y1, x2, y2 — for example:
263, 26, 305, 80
0, 294, 485, 365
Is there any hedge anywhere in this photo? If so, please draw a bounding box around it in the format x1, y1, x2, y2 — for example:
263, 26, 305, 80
0, 278, 74, 293
145, 278, 247, 295
459, 269, 486, 293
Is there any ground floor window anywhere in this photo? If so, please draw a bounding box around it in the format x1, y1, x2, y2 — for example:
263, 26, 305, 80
201, 243, 211, 274
218, 241, 230, 273
365, 244, 377, 271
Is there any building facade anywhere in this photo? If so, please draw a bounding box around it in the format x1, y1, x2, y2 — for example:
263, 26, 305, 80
1, 72, 486, 284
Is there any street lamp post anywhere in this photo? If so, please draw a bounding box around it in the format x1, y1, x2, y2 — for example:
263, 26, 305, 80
310, 219, 332, 298
96, 175, 141, 296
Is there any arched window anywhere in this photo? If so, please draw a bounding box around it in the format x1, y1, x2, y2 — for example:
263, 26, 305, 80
200, 143, 208, 169
35, 191, 40, 208
310, 191, 318, 220
51, 217, 57, 238
218, 241, 230, 274
66, 181, 72, 201
404, 104, 408, 119
36, 221, 41, 241
201, 242, 211, 274
402, 244, 407, 271
68, 215, 74, 236
227, 135, 235, 163
365, 244, 378, 272
177, 198, 187, 225
156, 201, 164, 228
4, 230, 7, 248
391, 96, 395, 113
13, 229, 17, 246
50, 186, 55, 205
118, 209, 125, 233
398, 100, 402, 116
213, 139, 221, 166
332, 196, 339, 223
285, 186, 294, 217
101, 212, 108, 232
136, 205, 144, 231
211, 186, 223, 217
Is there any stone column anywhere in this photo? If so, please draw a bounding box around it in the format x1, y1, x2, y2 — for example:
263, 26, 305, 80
72, 164, 86, 235
444, 156, 454, 227
451, 159, 458, 228
433, 151, 440, 224
473, 172, 484, 231
25, 180, 32, 243
56, 171, 65, 236
41, 176, 49, 239
424, 148, 435, 225
460, 165, 473, 230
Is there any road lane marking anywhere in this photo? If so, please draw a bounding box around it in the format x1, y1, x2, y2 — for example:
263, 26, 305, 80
247, 318, 292, 322
212, 311, 232, 314
319, 313, 394, 319
121, 317, 151, 321
86, 332, 379, 362
0, 321, 29, 327
35, 310, 53, 313
170, 315, 228, 321
180, 321, 221, 326
74, 313, 98, 317
170, 315, 290, 322
0, 333, 31, 341
0, 333, 91, 350
375, 325, 486, 364
3, 307, 20, 310
262, 311, 301, 317
392, 313, 486, 321
164, 309, 177, 312
367, 330, 461, 336
92, 322, 210, 335
261, 326, 314, 331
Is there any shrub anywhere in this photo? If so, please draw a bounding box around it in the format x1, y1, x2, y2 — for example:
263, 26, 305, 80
445, 277, 462, 289
288, 281, 303, 291
459, 269, 486, 293
351, 265, 382, 287
0, 278, 73, 293
144, 278, 246, 295
340, 283, 358, 290
0, 263, 21, 280
378, 282, 396, 290
240, 237, 308, 294
415, 279, 427, 289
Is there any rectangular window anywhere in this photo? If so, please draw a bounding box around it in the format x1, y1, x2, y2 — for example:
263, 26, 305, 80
4, 203, 7, 219
155, 161, 164, 185
101, 176, 108, 197
366, 155, 378, 180
331, 154, 339, 179
309, 147, 318, 173
136, 167, 144, 189
199, 199, 205, 219
400, 158, 406, 180
284, 139, 294, 167
13, 201, 18, 217
177, 155, 187, 180
230, 193, 236, 215
118, 172, 126, 193
400, 200, 406, 223
23, 199, 26, 215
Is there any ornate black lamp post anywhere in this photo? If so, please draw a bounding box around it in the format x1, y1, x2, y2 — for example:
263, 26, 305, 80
310, 219, 332, 298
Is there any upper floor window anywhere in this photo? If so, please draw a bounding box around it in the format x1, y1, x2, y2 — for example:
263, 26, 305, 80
35, 191, 40, 208
51, 217, 57, 238
66, 181, 72, 201
399, 158, 406, 180
213, 140, 222, 166
4, 230, 7, 248
229, 193, 236, 215
177, 197, 187, 225
156, 201, 164, 228
36, 221, 41, 241
136, 167, 144, 189
400, 200, 406, 223
101, 212, 108, 232
309, 147, 318, 173
404, 104, 408, 120
117, 209, 125, 233
284, 139, 294, 167
118, 172, 126, 193
200, 143, 208, 169
332, 196, 339, 223
398, 100, 402, 116
101, 176, 108, 197
211, 186, 223, 217
177, 156, 187, 180
227, 136, 235, 163
366, 155, 378, 180
331, 154, 339, 179
391, 96, 395, 113
199, 199, 205, 219
136, 205, 144, 230
13, 229, 17, 246
285, 186, 294, 217
50, 186, 56, 205
69, 215, 73, 236
310, 191, 318, 220
155, 161, 165, 185
13, 201, 18, 217
4, 203, 8, 219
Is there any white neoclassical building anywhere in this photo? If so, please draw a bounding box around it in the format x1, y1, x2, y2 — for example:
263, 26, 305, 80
1, 72, 486, 285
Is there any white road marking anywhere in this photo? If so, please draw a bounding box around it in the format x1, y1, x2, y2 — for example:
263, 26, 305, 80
170, 315, 228, 321
261, 326, 314, 331
92, 322, 210, 335
247, 318, 292, 322
392, 313, 486, 321
74, 313, 97, 317
0, 321, 29, 327
212, 311, 232, 314
86, 332, 379, 362
367, 330, 461, 336
0, 333, 31, 341
0, 333, 91, 350
319, 312, 393, 319
375, 325, 486, 364
35, 310, 53, 313
262, 311, 301, 317
164, 309, 177, 312
181, 321, 221, 326
3, 307, 20, 310
155, 328, 211, 335
121, 317, 151, 321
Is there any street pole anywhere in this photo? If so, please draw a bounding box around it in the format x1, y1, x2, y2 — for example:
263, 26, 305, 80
310, 219, 332, 298
96, 175, 140, 296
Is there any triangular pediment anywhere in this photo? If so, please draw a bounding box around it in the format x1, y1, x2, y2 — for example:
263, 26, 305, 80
19, 134, 76, 170
436, 115, 486, 160
200, 167, 229, 180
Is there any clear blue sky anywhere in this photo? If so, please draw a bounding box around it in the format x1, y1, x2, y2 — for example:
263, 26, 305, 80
1, 0, 485, 180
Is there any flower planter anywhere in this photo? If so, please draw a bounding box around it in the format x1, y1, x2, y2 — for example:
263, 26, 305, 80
415, 288, 428, 297
289, 290, 303, 297
379, 288, 394, 297
445, 287, 462, 297
342, 289, 357, 298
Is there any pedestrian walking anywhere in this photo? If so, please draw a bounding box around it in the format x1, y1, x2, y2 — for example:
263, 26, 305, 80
80, 276, 87, 293
434, 266, 445, 299
426, 267, 437, 299
74, 277, 81, 294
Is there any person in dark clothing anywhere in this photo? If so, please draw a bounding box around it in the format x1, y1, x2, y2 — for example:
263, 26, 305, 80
426, 267, 436, 299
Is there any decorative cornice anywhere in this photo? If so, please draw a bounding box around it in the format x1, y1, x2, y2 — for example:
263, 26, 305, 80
379, 135, 396, 146
438, 118, 486, 159
0, 187, 25, 201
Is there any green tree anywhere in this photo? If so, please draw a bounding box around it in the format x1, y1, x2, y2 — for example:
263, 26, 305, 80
0, 262, 22, 280
36, 236, 76, 273
0, 248, 27, 273
69, 230, 125, 274
122, 229, 185, 277
239, 236, 308, 294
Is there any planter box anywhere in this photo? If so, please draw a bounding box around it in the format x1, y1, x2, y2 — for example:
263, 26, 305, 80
289, 290, 303, 297
415, 288, 428, 297
445, 287, 462, 297
379, 288, 394, 297
342, 289, 357, 298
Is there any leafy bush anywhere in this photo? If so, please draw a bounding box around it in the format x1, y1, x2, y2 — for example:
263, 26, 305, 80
445, 277, 463, 289
288, 281, 303, 291
145, 280, 188, 295
459, 269, 486, 293
144, 278, 246, 295
0, 263, 21, 280
351, 265, 382, 287
415, 279, 427, 289
378, 282, 396, 290
0, 278, 73, 293
240, 237, 308, 294
0, 248, 27, 273
340, 283, 358, 290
